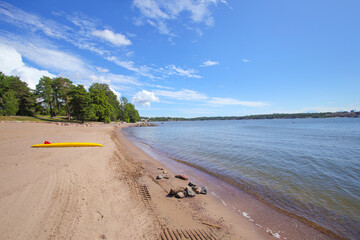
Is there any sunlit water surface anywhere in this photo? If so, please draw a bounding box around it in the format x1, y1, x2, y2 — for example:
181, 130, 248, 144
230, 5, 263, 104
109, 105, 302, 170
124, 118, 360, 239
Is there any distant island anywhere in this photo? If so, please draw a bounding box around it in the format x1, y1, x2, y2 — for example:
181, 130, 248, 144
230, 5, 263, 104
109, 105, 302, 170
143, 111, 359, 122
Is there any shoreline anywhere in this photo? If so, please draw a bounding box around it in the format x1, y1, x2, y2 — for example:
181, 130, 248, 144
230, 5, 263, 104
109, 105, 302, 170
121, 127, 336, 240
0, 121, 337, 239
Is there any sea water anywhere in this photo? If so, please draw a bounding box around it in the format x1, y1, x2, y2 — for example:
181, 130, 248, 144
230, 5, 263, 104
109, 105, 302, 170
123, 118, 360, 239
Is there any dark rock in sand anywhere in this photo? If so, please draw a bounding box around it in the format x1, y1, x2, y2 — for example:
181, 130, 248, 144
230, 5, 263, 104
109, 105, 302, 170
156, 174, 163, 180
192, 186, 202, 194
163, 175, 170, 179
200, 186, 208, 195
175, 192, 185, 198
175, 174, 188, 180
188, 182, 196, 187
185, 187, 195, 197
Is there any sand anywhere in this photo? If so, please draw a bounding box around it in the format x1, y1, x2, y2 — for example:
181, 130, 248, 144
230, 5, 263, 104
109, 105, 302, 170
0, 122, 333, 240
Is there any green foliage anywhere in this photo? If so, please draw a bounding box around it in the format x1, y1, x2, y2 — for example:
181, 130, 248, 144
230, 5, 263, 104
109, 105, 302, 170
1, 90, 19, 115
69, 85, 89, 123
89, 88, 114, 123
124, 103, 140, 123
89, 83, 120, 121
36, 76, 54, 116
118, 96, 129, 122
0, 72, 142, 123
52, 77, 73, 120
0, 73, 35, 116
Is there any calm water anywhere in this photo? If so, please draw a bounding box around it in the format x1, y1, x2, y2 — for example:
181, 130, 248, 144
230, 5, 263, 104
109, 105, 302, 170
124, 118, 360, 239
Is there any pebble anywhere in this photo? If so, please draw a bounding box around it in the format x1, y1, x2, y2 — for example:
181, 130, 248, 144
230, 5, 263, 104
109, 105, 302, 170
188, 182, 196, 187
185, 187, 195, 197
192, 186, 202, 194
200, 186, 208, 195
175, 192, 185, 198
169, 187, 185, 196
163, 175, 170, 179
156, 175, 163, 180
163, 171, 168, 174
175, 174, 189, 180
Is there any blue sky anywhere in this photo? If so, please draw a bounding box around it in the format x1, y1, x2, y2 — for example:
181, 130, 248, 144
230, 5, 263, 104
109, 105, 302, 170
0, 0, 359, 117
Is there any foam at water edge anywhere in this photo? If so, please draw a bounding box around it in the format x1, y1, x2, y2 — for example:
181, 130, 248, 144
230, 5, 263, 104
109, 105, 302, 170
211, 191, 227, 206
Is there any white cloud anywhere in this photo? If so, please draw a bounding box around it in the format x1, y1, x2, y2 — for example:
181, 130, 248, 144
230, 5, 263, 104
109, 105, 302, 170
242, 59, 251, 63
96, 67, 109, 73
132, 90, 159, 107
154, 89, 208, 100
153, 88, 269, 108
92, 29, 132, 46
2, 3, 201, 81
108, 74, 142, 86
0, 2, 73, 41
88, 73, 141, 87
201, 60, 219, 67
165, 65, 201, 78
105, 56, 156, 79
132, 0, 227, 36
147, 84, 174, 90
0, 43, 56, 89
18, 42, 87, 74
207, 97, 269, 107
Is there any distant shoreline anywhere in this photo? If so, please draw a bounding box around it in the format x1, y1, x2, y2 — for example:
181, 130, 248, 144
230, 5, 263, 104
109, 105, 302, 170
144, 111, 359, 122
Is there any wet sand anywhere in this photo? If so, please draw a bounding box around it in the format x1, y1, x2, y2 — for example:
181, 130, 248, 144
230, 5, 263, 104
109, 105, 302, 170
0, 122, 334, 239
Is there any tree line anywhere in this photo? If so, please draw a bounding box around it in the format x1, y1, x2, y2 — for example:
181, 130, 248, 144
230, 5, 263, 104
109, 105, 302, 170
145, 111, 359, 122
0, 72, 140, 123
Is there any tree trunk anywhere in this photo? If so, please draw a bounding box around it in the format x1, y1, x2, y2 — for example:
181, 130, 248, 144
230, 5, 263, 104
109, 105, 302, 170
49, 102, 54, 117
66, 96, 70, 121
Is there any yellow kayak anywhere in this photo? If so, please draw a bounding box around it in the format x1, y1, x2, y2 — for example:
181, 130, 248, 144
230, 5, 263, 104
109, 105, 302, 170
32, 142, 103, 148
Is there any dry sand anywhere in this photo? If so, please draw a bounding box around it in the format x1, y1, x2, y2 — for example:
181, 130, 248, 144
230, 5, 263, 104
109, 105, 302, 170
0, 122, 332, 240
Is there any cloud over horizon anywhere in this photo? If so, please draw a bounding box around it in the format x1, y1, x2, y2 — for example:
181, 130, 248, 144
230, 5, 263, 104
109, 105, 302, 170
132, 90, 159, 107
0, 43, 56, 89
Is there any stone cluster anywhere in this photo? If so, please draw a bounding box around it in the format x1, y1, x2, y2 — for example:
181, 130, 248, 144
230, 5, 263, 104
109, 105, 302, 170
168, 182, 208, 199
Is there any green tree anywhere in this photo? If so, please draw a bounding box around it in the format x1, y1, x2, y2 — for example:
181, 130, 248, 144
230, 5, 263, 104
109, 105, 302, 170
88, 88, 113, 123
118, 96, 129, 122
52, 77, 73, 120
124, 103, 140, 123
69, 85, 90, 123
89, 83, 120, 121
36, 76, 54, 116
1, 90, 19, 115
0, 73, 35, 116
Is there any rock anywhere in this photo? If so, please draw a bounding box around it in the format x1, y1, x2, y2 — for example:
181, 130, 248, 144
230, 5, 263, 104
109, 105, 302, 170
200, 186, 208, 195
156, 174, 163, 180
157, 167, 164, 170
175, 192, 185, 198
185, 187, 195, 197
175, 174, 189, 180
188, 182, 196, 187
192, 186, 202, 194
163, 171, 168, 174
163, 175, 170, 179
169, 187, 185, 196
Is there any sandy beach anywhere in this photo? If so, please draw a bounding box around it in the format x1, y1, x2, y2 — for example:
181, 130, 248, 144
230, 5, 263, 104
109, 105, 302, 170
0, 122, 333, 239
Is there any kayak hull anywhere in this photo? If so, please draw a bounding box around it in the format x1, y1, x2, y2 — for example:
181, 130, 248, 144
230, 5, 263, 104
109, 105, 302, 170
32, 142, 103, 147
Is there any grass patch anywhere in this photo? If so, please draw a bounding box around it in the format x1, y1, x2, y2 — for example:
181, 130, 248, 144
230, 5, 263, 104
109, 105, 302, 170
0, 115, 72, 122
